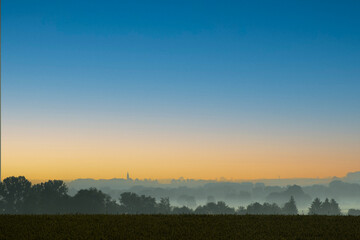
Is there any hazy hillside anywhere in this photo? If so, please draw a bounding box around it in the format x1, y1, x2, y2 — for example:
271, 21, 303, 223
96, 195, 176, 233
66, 171, 360, 212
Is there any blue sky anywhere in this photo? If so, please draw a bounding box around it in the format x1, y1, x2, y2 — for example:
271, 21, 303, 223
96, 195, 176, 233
2, 0, 360, 179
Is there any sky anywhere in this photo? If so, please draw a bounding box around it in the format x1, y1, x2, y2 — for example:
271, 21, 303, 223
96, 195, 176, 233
2, 0, 360, 180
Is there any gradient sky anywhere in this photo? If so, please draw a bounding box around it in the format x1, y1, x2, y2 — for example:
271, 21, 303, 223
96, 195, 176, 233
2, 0, 360, 180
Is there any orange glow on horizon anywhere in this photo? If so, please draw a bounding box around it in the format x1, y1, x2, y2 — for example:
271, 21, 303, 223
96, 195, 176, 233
3, 119, 359, 181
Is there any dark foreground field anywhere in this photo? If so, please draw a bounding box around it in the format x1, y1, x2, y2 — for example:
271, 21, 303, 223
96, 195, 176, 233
0, 215, 359, 240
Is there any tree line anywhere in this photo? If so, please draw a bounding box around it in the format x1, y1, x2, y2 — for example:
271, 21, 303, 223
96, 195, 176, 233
308, 198, 341, 215
0, 176, 347, 215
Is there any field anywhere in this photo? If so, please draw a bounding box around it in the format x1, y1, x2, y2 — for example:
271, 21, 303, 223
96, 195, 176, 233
0, 215, 359, 240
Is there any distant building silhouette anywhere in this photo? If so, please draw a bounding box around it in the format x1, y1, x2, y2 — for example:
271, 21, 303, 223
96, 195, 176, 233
127, 172, 130, 180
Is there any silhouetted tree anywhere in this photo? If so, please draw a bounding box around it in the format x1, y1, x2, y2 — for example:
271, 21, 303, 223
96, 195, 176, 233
263, 203, 282, 215
329, 199, 341, 215
195, 201, 235, 214
104, 195, 122, 214
158, 197, 171, 214
308, 198, 341, 215
0, 184, 6, 213
0, 176, 32, 213
282, 196, 298, 215
23, 183, 45, 214
320, 198, 331, 215
0, 175, 348, 215
245, 202, 281, 215
308, 198, 322, 215
172, 206, 193, 214
31, 180, 70, 214
119, 192, 157, 214
348, 209, 360, 216
266, 185, 311, 208
246, 202, 263, 215
216, 201, 235, 214
72, 188, 109, 214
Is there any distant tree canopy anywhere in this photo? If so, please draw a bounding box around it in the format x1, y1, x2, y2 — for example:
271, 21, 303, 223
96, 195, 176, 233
266, 185, 311, 208
282, 196, 298, 215
308, 198, 341, 215
195, 201, 235, 214
348, 209, 360, 216
0, 176, 347, 215
1, 176, 32, 214
243, 196, 297, 215
72, 188, 109, 214
246, 202, 275, 215
119, 192, 158, 214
